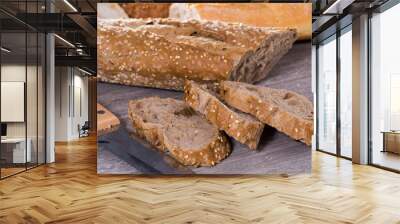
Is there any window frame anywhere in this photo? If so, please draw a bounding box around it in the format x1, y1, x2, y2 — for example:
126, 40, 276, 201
367, 0, 400, 173
0, 0, 47, 180
315, 22, 353, 161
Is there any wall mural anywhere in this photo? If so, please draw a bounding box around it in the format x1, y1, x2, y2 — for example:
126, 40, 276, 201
96, 3, 313, 175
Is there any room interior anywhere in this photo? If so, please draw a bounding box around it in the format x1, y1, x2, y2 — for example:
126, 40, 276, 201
0, 0, 96, 179
0, 28, 46, 178
370, 4, 400, 170
54, 66, 91, 142
313, 0, 400, 172
0, 0, 400, 222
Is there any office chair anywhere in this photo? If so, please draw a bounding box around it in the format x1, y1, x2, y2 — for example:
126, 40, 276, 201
78, 121, 90, 138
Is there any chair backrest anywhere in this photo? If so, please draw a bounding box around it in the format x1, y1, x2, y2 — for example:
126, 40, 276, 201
82, 121, 90, 129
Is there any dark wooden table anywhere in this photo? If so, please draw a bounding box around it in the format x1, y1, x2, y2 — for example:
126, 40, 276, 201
97, 42, 312, 175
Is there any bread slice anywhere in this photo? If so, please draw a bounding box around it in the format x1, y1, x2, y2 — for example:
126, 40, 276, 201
128, 97, 230, 166
97, 103, 120, 135
98, 18, 297, 90
184, 80, 264, 150
220, 81, 313, 145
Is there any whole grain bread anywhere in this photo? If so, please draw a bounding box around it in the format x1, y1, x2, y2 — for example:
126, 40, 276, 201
220, 81, 313, 145
169, 3, 312, 40
98, 18, 297, 90
120, 3, 171, 18
97, 103, 120, 136
184, 80, 264, 150
128, 96, 231, 166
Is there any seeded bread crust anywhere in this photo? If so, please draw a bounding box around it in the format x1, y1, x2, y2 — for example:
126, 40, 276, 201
98, 18, 297, 90
97, 103, 120, 136
220, 81, 313, 146
169, 3, 312, 40
120, 3, 171, 18
128, 97, 231, 166
184, 81, 264, 150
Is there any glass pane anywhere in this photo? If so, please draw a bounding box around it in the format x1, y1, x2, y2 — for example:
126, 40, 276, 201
371, 4, 400, 171
27, 31, 38, 169
1, 31, 27, 177
339, 28, 352, 158
317, 36, 337, 154
72, 69, 89, 139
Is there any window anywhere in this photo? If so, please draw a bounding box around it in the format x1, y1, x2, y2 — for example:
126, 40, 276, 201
316, 24, 353, 158
317, 35, 337, 154
370, 3, 400, 171
1, 31, 28, 178
339, 26, 352, 158
0, 2, 46, 179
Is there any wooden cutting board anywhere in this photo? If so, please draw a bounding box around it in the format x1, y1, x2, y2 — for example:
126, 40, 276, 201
97, 103, 120, 135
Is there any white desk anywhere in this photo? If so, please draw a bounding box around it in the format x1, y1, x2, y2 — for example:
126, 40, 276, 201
1, 137, 31, 163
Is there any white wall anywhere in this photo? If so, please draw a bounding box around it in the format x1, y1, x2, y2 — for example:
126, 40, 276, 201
1, 63, 46, 164
1, 65, 40, 138
72, 74, 89, 138
55, 66, 70, 141
1, 64, 25, 129
54, 67, 89, 141
1, 65, 26, 139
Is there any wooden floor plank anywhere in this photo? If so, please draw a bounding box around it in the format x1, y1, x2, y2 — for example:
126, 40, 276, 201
0, 135, 400, 223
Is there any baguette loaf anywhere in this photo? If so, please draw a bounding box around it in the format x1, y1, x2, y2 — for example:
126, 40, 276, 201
120, 3, 171, 18
98, 18, 297, 90
220, 81, 313, 145
98, 3, 128, 19
170, 3, 312, 40
184, 80, 264, 150
128, 97, 231, 166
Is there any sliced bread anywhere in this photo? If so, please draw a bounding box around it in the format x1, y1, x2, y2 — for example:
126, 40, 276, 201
220, 81, 313, 145
98, 18, 297, 90
97, 103, 120, 136
184, 80, 264, 150
128, 96, 231, 166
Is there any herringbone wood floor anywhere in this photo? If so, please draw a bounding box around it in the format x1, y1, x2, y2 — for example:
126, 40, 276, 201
1, 135, 400, 224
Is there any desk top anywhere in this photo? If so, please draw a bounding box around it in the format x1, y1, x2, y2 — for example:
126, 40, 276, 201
1, 138, 28, 143
381, 131, 400, 134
